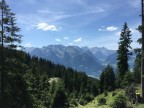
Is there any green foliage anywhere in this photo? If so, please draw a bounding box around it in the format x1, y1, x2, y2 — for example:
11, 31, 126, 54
99, 65, 115, 93
0, 48, 99, 107
117, 22, 132, 88
79, 98, 87, 105
110, 94, 127, 108
0, 0, 22, 49
125, 84, 136, 103
122, 71, 134, 87
104, 91, 108, 97
0, 51, 33, 108
79, 93, 94, 105
97, 97, 106, 105
133, 49, 141, 84
51, 82, 68, 108
112, 92, 117, 97
69, 98, 78, 107
132, 25, 142, 84
0, 0, 23, 107
0, 2, 99, 106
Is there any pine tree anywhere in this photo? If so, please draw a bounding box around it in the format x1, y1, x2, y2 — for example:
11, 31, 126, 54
51, 81, 68, 108
99, 70, 105, 93
116, 22, 132, 87
0, 0, 22, 107
133, 49, 141, 84
133, 25, 142, 84
0, 0, 22, 49
99, 65, 115, 93
122, 71, 134, 86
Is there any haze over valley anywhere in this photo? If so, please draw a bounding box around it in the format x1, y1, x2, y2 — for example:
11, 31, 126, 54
24, 45, 135, 77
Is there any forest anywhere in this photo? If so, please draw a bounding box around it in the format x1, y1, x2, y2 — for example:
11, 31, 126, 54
0, 0, 144, 108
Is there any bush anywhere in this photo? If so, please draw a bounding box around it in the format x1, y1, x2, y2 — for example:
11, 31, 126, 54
79, 98, 87, 105
69, 98, 78, 107
98, 97, 106, 105
85, 93, 94, 102
104, 91, 108, 97
79, 94, 94, 105
112, 92, 116, 97
110, 94, 127, 108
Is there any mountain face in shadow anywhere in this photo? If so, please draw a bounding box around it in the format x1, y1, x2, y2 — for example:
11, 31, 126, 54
25, 45, 135, 77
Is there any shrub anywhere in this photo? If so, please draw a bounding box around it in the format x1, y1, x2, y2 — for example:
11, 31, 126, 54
85, 93, 94, 102
79, 93, 94, 105
79, 98, 87, 105
104, 91, 108, 97
112, 92, 116, 97
69, 99, 77, 107
110, 94, 127, 108
98, 97, 106, 105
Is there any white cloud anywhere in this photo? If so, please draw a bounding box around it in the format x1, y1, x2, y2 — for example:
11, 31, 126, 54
98, 26, 105, 31
38, 10, 67, 14
99, 26, 118, 32
25, 43, 32, 47
64, 37, 69, 40
74, 38, 83, 43
36, 22, 59, 31
98, 29, 103, 31
98, 28, 105, 31
56, 39, 61, 42
42, 9, 106, 23
106, 26, 118, 31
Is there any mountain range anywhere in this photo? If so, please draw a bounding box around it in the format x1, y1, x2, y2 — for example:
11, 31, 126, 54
23, 45, 135, 77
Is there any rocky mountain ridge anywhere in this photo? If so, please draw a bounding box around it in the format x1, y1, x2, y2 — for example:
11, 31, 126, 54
24, 45, 135, 77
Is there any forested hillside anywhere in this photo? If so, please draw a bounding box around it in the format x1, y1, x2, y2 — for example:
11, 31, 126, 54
0, 48, 99, 107
0, 0, 144, 108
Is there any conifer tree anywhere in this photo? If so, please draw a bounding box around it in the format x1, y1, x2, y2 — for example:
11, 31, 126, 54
99, 65, 115, 93
116, 23, 132, 87
0, 0, 22, 107
132, 25, 143, 84
133, 25, 143, 84
0, 0, 22, 49
51, 81, 68, 108
133, 48, 141, 84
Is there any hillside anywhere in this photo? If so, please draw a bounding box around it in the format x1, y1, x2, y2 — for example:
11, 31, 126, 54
0, 48, 99, 108
0, 0, 142, 108
77, 89, 144, 108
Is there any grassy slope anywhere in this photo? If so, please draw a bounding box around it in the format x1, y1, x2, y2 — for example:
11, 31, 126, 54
77, 89, 144, 108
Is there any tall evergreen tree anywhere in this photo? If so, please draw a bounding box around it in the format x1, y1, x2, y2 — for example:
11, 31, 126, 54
51, 81, 68, 108
133, 25, 142, 84
116, 23, 132, 87
99, 65, 115, 93
0, 0, 22, 107
133, 48, 141, 84
0, 0, 22, 49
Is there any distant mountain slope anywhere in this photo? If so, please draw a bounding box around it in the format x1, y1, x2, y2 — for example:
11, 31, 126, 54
90, 47, 115, 61
29, 45, 103, 76
24, 45, 135, 77
105, 50, 135, 69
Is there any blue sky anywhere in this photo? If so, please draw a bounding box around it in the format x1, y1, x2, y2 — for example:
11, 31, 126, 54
6, 0, 141, 50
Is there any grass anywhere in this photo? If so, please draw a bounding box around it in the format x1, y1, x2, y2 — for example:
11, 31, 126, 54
133, 104, 144, 108
77, 89, 124, 108
76, 89, 144, 108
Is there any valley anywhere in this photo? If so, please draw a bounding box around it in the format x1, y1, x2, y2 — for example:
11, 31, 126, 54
24, 45, 135, 77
